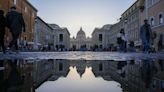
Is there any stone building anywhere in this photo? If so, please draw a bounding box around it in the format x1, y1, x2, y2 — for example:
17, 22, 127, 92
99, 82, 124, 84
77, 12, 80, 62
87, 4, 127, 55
33, 59, 54, 88
0, 0, 37, 47
120, 0, 141, 47
92, 25, 111, 50
147, 0, 164, 51
70, 27, 91, 51
34, 17, 54, 50
108, 22, 122, 50
50, 24, 70, 51
107, 0, 164, 52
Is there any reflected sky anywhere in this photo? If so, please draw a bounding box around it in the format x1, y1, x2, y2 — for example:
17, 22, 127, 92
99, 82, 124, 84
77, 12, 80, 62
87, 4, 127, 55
1, 59, 163, 92
36, 67, 122, 92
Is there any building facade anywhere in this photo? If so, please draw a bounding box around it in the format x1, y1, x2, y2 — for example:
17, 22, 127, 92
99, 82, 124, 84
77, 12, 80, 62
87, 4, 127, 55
70, 27, 91, 51
107, 0, 164, 52
92, 25, 111, 50
34, 17, 54, 50
50, 24, 70, 51
108, 22, 122, 50
147, 0, 164, 51
120, 0, 141, 46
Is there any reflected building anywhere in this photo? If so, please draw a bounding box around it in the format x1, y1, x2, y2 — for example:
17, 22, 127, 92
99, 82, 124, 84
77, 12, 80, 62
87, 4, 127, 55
150, 60, 164, 92
0, 59, 164, 92
106, 59, 164, 92
0, 60, 34, 92
33, 59, 53, 88
74, 60, 87, 77
53, 59, 70, 76
91, 60, 112, 81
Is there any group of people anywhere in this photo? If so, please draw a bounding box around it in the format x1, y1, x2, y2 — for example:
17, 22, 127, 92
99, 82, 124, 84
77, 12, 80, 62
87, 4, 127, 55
0, 6, 25, 54
117, 19, 163, 53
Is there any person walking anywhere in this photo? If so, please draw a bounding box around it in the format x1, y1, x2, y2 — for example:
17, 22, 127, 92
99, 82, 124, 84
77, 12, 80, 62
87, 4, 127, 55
158, 34, 163, 52
128, 41, 136, 52
140, 19, 153, 52
0, 10, 7, 54
117, 28, 126, 52
6, 6, 25, 53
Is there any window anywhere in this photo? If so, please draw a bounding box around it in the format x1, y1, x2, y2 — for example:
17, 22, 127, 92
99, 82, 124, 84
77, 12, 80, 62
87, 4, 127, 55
148, 0, 153, 7
59, 63, 63, 71
0, 0, 2, 8
152, 80, 157, 88
148, 0, 160, 7
59, 34, 63, 42
150, 17, 155, 26
32, 13, 35, 18
159, 14, 163, 24
99, 63, 103, 71
24, 37, 27, 40
14, 0, 17, 5
99, 45, 102, 49
24, 7, 27, 13
99, 34, 103, 42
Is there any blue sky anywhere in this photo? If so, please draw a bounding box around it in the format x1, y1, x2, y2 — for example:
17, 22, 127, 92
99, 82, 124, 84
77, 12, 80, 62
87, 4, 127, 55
28, 0, 136, 37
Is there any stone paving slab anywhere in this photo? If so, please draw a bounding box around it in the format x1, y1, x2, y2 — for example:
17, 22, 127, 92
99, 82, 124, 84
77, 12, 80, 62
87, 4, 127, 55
0, 52, 164, 61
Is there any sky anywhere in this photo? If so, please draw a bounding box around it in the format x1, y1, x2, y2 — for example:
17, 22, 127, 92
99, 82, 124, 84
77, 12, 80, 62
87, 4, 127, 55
28, 0, 136, 37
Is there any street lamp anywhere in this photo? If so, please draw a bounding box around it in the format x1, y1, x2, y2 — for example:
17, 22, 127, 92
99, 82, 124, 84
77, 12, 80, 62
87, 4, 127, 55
124, 19, 128, 49
139, 0, 148, 19
33, 17, 38, 50
145, 0, 148, 19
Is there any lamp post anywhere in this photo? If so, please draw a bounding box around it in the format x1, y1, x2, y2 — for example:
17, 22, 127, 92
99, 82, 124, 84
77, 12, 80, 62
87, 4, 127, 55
33, 18, 38, 50
124, 19, 128, 49
145, 0, 148, 19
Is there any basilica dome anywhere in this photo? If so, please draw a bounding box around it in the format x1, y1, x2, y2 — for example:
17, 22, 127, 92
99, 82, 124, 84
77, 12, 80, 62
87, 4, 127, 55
76, 27, 86, 39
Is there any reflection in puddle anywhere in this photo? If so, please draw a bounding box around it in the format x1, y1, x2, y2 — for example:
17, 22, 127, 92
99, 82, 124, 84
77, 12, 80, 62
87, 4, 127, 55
0, 59, 164, 92
36, 67, 122, 92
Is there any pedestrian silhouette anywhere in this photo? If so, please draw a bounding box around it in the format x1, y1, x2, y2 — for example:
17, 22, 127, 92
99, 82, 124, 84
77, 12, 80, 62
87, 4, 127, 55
6, 6, 25, 53
140, 19, 153, 52
117, 28, 126, 52
158, 34, 163, 51
0, 10, 7, 54
5, 60, 24, 92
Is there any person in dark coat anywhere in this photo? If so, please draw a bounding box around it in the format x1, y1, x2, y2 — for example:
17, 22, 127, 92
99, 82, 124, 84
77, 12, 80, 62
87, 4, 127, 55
140, 19, 153, 52
158, 34, 163, 51
0, 10, 7, 54
6, 6, 25, 52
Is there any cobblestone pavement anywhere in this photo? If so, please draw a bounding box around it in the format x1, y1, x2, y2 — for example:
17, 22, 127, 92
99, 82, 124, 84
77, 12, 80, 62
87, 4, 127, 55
0, 51, 164, 60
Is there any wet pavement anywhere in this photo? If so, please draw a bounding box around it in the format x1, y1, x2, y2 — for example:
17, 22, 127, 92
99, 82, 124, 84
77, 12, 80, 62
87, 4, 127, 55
0, 51, 164, 60
0, 52, 164, 92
